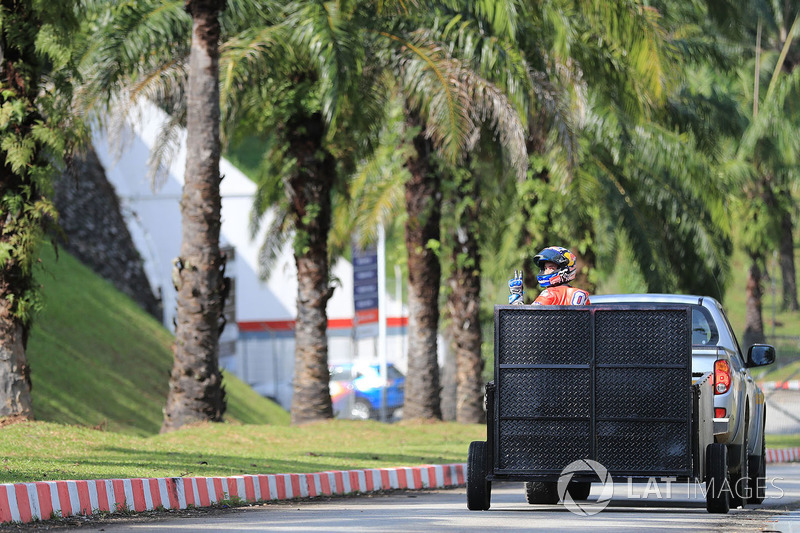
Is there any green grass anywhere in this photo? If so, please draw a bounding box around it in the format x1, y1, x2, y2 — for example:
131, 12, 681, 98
26, 243, 288, 436
756, 360, 800, 382
765, 434, 800, 449
0, 419, 483, 483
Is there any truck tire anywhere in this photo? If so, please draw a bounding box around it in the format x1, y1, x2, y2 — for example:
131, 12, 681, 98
747, 416, 767, 504
706, 442, 730, 514
467, 441, 491, 510
525, 481, 559, 504
730, 415, 750, 508
731, 418, 750, 509
568, 481, 592, 501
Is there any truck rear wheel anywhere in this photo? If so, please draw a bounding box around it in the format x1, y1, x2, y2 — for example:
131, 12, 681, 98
568, 481, 592, 501
706, 442, 730, 514
525, 481, 559, 504
747, 416, 767, 504
467, 441, 491, 510
730, 415, 750, 508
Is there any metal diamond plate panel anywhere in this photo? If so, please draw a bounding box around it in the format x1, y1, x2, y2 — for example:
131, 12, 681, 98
595, 310, 690, 365
493, 305, 692, 477
499, 368, 590, 418
498, 419, 591, 471
596, 368, 689, 419
596, 420, 691, 473
497, 308, 592, 365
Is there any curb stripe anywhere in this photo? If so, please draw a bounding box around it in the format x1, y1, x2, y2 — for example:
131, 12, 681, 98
766, 447, 800, 463
14, 484, 31, 523
196, 478, 208, 506
275, 475, 286, 500
55, 481, 70, 516
0, 486, 11, 523
5, 485, 20, 523
244, 476, 256, 502
87, 481, 99, 513
35, 483, 52, 520
0, 463, 466, 525
26, 484, 40, 521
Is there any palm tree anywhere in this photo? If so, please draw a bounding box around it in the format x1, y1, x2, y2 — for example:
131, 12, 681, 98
736, 8, 800, 346
442, 156, 490, 423
225, 1, 390, 424
75, 0, 281, 430
0, 0, 81, 420
238, 2, 529, 422
490, 0, 742, 304
161, 0, 229, 432
753, 6, 800, 312
390, 1, 530, 421
402, 123, 444, 420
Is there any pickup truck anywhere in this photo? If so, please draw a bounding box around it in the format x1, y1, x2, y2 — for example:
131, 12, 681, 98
590, 294, 775, 506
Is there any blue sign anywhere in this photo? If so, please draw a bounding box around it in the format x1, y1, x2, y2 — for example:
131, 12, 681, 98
353, 244, 379, 338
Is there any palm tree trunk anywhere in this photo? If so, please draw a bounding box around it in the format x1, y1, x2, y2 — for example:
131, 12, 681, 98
288, 111, 336, 425
779, 210, 798, 311
162, 0, 227, 433
403, 128, 442, 421
446, 168, 484, 424
743, 256, 766, 350
0, 283, 33, 420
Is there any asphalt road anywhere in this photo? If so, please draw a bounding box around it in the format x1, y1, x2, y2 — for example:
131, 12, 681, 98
80, 464, 800, 532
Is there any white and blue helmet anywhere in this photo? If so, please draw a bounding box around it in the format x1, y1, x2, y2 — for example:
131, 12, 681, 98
534, 246, 578, 288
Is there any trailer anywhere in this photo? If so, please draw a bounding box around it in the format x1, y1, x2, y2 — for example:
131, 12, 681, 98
467, 304, 732, 513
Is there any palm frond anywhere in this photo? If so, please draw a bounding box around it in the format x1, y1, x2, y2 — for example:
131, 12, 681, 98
255, 205, 293, 280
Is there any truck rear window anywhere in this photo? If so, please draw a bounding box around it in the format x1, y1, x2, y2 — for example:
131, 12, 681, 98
692, 308, 718, 345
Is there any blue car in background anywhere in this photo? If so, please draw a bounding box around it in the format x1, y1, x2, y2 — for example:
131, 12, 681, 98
329, 363, 405, 420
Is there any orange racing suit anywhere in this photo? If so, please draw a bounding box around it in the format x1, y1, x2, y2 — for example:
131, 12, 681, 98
533, 285, 590, 306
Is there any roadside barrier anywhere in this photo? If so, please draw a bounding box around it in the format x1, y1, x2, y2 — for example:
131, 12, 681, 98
765, 447, 800, 463
0, 463, 466, 525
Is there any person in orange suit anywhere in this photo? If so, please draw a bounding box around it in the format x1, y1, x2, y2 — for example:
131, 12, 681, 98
508, 246, 590, 306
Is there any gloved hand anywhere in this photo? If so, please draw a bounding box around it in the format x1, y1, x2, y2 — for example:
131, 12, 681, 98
508, 270, 524, 305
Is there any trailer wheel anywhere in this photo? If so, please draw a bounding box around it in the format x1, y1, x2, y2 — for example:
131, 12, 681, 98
747, 416, 767, 504
706, 442, 730, 514
467, 441, 491, 510
568, 481, 592, 501
525, 481, 559, 504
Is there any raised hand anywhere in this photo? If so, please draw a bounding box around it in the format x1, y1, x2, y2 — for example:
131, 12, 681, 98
508, 270, 524, 305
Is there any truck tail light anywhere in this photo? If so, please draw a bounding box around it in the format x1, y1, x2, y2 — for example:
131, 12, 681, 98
714, 360, 731, 394
715, 408, 727, 418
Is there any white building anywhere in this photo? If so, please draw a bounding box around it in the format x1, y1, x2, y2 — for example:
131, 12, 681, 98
92, 102, 412, 410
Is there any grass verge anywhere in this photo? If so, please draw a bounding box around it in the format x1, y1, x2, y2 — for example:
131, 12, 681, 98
765, 434, 800, 449
0, 419, 484, 484
25, 243, 288, 436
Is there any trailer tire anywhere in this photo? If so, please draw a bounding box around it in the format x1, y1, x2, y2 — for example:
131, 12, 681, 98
525, 481, 559, 504
467, 441, 491, 510
706, 442, 730, 514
